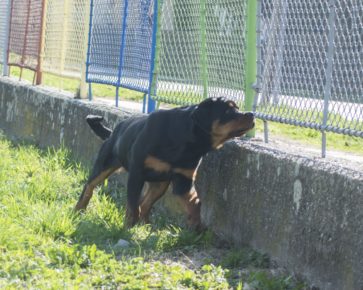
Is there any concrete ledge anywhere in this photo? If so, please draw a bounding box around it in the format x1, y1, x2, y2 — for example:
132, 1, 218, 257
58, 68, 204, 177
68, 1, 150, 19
196, 140, 363, 290
1, 77, 363, 289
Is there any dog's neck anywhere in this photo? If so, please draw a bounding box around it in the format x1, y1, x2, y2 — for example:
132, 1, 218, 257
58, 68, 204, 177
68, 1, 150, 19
191, 123, 213, 153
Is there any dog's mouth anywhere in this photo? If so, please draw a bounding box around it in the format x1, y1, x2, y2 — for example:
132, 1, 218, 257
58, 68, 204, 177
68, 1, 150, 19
229, 121, 255, 138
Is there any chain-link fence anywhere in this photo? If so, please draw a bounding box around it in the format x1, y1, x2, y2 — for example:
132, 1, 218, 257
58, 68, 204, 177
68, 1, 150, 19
153, 0, 247, 106
86, 0, 155, 103
0, 0, 362, 153
0, 0, 11, 75
256, 0, 363, 143
42, 0, 89, 80
7, 0, 45, 83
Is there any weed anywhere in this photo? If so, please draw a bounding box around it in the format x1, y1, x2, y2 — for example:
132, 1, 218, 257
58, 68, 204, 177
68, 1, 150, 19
221, 248, 270, 269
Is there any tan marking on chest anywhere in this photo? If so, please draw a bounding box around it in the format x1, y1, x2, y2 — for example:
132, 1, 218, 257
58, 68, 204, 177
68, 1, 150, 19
144, 155, 171, 172
211, 120, 234, 148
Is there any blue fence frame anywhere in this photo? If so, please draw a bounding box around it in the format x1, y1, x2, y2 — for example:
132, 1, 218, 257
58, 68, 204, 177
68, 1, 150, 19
86, 0, 157, 111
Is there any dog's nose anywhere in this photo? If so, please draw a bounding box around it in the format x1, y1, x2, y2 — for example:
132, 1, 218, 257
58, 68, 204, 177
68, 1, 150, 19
244, 112, 254, 119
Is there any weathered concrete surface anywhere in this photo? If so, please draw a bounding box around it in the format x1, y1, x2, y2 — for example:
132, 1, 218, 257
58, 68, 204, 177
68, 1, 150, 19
196, 140, 363, 290
1, 77, 363, 289
0, 77, 138, 167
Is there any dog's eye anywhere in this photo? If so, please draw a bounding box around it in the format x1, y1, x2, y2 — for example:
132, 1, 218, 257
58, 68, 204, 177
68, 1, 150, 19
225, 108, 233, 114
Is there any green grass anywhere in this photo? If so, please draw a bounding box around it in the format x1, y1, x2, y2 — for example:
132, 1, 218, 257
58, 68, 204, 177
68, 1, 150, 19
0, 135, 305, 289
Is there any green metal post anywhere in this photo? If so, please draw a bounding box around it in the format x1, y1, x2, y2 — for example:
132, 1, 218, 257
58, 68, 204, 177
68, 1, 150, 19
200, 0, 208, 99
244, 0, 257, 137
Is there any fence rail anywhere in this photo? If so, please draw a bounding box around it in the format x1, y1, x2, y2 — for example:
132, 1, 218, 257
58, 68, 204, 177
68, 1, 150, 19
86, 0, 156, 109
0, 0, 362, 156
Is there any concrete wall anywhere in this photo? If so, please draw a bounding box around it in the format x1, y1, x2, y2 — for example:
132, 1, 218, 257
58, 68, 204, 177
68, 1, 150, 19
0, 77, 137, 166
1, 77, 363, 290
196, 141, 363, 290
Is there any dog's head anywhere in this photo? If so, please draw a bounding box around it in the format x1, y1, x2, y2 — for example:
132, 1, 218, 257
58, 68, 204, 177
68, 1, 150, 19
192, 97, 255, 148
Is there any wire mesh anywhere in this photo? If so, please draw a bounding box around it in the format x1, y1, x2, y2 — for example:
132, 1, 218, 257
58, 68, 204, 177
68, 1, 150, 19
256, 0, 363, 138
86, 0, 124, 86
87, 0, 154, 93
154, 0, 247, 106
205, 0, 247, 105
120, 0, 154, 92
8, 0, 44, 72
42, 0, 89, 79
0, 0, 11, 73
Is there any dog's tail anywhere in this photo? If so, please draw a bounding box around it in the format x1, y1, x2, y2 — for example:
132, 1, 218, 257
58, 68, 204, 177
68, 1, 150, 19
86, 115, 112, 141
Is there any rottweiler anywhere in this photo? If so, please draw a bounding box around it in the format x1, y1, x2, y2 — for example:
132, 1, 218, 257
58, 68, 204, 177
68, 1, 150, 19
75, 97, 254, 229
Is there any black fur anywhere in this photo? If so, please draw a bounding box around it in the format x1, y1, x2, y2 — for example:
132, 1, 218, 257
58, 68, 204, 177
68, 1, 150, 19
75, 97, 254, 228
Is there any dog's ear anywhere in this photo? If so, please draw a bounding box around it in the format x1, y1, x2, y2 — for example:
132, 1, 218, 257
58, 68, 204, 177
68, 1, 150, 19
191, 98, 215, 132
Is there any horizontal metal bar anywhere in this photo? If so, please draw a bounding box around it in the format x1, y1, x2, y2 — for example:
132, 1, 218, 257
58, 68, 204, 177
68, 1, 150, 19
255, 112, 363, 138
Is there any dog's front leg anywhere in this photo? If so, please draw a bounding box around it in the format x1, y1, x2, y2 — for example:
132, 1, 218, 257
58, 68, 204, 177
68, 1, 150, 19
172, 174, 202, 230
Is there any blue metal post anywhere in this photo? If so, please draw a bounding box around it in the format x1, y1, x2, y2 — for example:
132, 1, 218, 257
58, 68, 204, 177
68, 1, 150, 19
146, 0, 158, 113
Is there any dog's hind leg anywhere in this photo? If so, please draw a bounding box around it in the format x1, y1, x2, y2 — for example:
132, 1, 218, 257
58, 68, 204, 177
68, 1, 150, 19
74, 140, 122, 211
139, 181, 170, 223
75, 167, 118, 211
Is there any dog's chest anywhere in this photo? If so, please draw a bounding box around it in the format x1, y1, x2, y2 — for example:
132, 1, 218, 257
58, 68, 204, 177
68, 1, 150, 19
143, 155, 198, 182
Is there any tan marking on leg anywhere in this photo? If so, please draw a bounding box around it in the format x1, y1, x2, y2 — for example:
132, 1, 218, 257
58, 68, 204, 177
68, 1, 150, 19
74, 167, 118, 211
173, 168, 196, 180
139, 181, 170, 223
176, 190, 201, 229
125, 205, 141, 228
144, 155, 171, 172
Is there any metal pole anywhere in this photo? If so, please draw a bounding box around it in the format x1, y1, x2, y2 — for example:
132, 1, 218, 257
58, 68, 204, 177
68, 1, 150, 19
6, 0, 14, 76
88, 83, 92, 101
245, 0, 258, 137
116, 86, 119, 107
85, 0, 94, 100
36, 0, 47, 85
146, 0, 158, 113
200, 0, 208, 99
263, 120, 269, 143
142, 92, 147, 113
322, 0, 337, 158
79, 0, 91, 98
2, 0, 11, 76
253, 0, 266, 141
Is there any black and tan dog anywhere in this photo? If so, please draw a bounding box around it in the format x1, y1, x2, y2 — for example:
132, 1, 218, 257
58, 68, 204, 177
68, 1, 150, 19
75, 97, 254, 229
